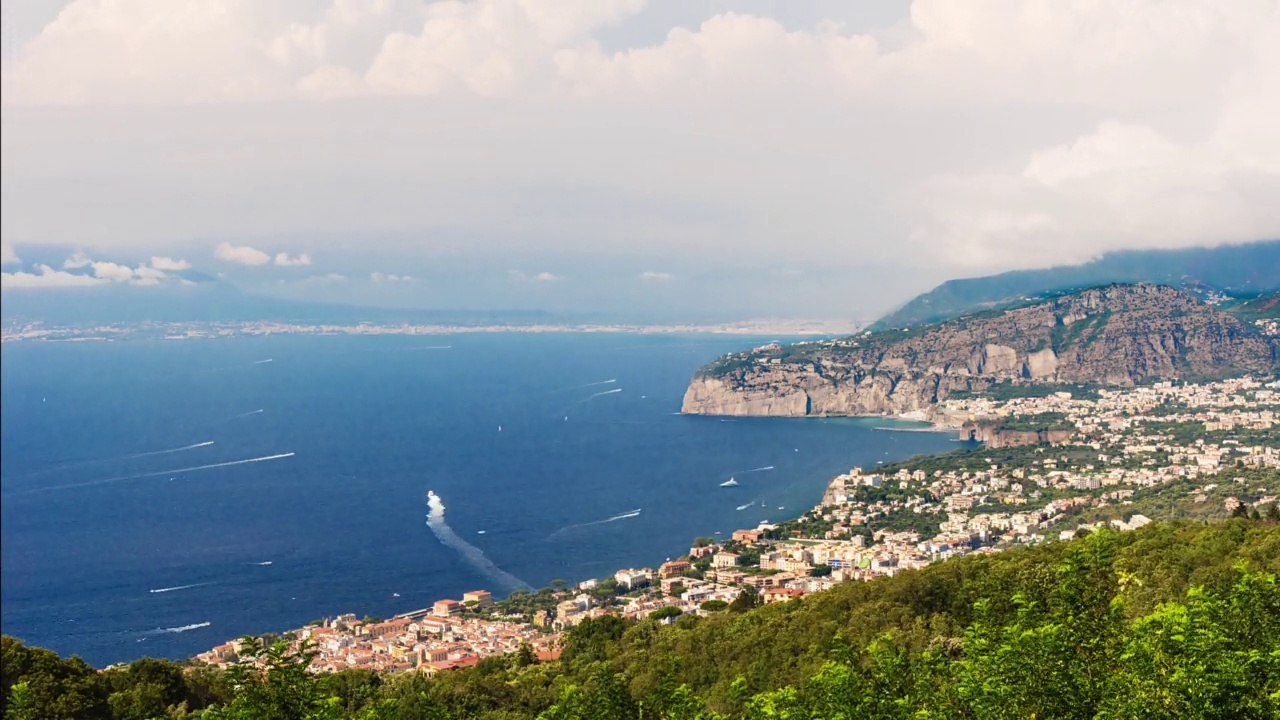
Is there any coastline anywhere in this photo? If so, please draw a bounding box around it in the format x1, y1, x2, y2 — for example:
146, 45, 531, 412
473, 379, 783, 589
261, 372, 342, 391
186, 412, 963, 670
183, 374, 1280, 672
3, 318, 863, 343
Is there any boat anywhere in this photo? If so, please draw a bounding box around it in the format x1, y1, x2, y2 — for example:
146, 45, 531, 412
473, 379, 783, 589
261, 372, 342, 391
720, 478, 739, 487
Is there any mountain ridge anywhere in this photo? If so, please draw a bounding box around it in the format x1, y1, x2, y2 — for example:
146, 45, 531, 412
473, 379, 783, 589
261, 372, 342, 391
683, 283, 1279, 417
874, 240, 1280, 329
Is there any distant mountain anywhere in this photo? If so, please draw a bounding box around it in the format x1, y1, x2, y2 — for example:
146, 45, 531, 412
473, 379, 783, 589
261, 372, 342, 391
683, 283, 1279, 417
874, 240, 1280, 329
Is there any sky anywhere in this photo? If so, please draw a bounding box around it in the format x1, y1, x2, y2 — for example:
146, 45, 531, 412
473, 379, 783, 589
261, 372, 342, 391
1, 0, 1278, 320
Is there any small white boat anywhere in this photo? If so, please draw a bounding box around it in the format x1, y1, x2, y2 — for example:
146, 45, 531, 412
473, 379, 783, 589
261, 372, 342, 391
720, 477, 739, 487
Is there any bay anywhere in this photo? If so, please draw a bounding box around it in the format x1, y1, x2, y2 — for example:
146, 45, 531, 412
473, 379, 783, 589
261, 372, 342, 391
0, 333, 963, 666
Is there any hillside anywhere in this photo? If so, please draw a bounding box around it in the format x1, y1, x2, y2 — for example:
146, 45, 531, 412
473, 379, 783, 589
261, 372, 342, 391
683, 283, 1278, 417
4, 519, 1278, 719
875, 240, 1280, 329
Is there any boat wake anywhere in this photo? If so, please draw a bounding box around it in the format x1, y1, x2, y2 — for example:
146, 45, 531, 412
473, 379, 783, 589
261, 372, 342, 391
734, 465, 775, 474
140, 622, 211, 636
9, 441, 216, 480
553, 379, 616, 393
228, 409, 264, 420
736, 501, 757, 511
13, 452, 295, 495
548, 508, 642, 539
425, 491, 531, 593
148, 582, 212, 594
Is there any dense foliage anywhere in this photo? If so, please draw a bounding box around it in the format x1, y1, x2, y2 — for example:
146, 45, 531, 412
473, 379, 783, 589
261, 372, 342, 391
6, 519, 1279, 719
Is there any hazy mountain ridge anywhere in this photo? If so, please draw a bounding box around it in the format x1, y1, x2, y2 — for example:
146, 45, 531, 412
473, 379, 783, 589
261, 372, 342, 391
874, 240, 1280, 330
683, 283, 1279, 417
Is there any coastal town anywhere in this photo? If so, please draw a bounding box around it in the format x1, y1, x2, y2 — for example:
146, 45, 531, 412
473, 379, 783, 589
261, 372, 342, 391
0, 318, 859, 343
193, 375, 1280, 676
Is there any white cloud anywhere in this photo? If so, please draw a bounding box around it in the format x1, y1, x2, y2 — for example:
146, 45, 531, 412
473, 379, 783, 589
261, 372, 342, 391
275, 251, 312, 266
1, 0, 1277, 293
63, 251, 92, 269
638, 271, 675, 282
507, 269, 564, 282
214, 242, 271, 266
370, 271, 414, 282
2, 264, 106, 288
1, 243, 18, 265
91, 261, 139, 282
150, 255, 192, 271
306, 272, 348, 283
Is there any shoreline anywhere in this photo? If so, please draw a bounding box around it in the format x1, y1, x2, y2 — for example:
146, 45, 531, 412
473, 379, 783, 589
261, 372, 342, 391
3, 319, 864, 343
182, 413, 964, 669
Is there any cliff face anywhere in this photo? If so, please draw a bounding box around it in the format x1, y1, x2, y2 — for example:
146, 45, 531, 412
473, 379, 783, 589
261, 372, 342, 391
682, 284, 1278, 417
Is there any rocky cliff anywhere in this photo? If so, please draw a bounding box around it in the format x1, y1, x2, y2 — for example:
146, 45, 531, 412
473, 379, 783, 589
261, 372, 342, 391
682, 284, 1278, 417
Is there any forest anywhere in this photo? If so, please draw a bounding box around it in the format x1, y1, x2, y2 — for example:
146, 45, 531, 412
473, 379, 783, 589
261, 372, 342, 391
5, 518, 1278, 720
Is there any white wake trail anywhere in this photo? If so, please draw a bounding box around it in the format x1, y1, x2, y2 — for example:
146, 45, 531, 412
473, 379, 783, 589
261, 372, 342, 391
730, 465, 775, 476
425, 491, 531, 593
140, 622, 211, 636
17, 452, 295, 495
149, 582, 212, 594
7, 441, 216, 480
228, 409, 264, 420
548, 508, 642, 539
252, 358, 273, 364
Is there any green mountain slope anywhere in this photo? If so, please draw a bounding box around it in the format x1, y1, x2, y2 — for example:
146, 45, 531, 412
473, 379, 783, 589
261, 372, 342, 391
5, 518, 1279, 719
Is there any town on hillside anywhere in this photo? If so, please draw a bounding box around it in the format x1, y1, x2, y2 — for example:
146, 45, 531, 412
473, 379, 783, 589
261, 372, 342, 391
194, 376, 1280, 675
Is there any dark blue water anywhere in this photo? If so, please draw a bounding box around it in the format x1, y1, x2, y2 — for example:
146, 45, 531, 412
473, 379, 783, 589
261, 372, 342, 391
0, 334, 961, 666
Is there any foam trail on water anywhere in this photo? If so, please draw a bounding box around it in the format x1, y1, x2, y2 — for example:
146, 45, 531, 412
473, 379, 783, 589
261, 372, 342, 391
557, 379, 616, 392
228, 409, 264, 420
549, 508, 642, 539
426, 491, 531, 593
8, 441, 216, 480
13, 453, 295, 495
736, 500, 757, 511
149, 582, 211, 594
408, 345, 453, 350
141, 622, 211, 636
253, 358, 273, 364
732, 465, 775, 475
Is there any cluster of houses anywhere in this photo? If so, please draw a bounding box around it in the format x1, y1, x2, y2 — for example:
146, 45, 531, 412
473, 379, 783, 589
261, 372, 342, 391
195, 590, 560, 674
195, 376, 1279, 677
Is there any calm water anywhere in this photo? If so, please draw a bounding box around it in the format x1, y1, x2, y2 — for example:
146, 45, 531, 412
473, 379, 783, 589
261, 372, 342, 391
0, 334, 962, 665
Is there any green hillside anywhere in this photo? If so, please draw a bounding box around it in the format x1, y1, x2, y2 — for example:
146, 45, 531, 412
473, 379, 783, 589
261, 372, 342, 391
6, 518, 1279, 719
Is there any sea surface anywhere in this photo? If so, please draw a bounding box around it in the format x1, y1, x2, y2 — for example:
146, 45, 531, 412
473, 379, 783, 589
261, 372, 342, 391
0, 333, 964, 666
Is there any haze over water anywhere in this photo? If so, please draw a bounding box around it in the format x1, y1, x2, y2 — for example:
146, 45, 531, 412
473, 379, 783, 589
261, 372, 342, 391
0, 334, 963, 666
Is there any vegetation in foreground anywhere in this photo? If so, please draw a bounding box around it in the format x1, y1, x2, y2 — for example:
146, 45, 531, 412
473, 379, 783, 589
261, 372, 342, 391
5, 518, 1278, 720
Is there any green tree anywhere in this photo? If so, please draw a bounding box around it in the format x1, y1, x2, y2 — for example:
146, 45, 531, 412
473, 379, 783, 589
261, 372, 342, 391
202, 637, 338, 720
1, 636, 110, 720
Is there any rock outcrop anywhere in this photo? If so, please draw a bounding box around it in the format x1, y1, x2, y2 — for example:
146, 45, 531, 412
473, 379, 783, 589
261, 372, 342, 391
682, 284, 1278, 417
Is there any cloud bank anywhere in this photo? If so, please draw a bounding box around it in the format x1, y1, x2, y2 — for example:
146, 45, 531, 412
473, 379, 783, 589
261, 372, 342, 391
214, 242, 271, 266
2, 0, 1277, 313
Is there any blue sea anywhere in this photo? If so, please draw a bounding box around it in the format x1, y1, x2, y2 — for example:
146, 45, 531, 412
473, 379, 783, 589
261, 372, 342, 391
0, 334, 963, 666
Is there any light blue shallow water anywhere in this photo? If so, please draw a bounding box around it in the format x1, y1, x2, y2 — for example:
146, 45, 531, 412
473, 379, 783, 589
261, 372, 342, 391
0, 334, 963, 665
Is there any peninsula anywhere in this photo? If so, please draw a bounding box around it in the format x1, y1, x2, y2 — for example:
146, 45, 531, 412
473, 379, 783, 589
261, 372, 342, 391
682, 284, 1279, 418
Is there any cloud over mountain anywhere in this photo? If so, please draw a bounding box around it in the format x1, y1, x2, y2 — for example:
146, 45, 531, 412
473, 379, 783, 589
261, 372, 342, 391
2, 1, 1276, 315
